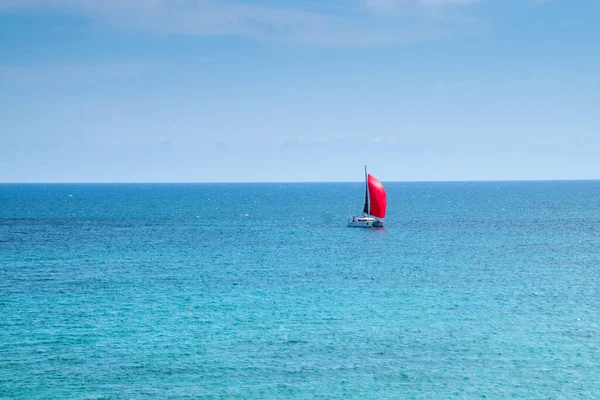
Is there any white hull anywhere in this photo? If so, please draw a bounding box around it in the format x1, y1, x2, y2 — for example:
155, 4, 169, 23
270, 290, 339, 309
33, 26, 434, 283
348, 216, 384, 228
348, 220, 374, 228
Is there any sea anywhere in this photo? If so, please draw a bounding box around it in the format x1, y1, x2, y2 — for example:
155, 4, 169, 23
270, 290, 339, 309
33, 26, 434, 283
1, 181, 599, 399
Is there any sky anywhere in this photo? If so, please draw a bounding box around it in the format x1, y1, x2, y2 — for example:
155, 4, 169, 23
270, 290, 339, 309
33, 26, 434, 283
0, 0, 598, 182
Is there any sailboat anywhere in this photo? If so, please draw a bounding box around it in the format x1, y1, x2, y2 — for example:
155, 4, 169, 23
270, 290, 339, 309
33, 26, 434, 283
348, 166, 387, 228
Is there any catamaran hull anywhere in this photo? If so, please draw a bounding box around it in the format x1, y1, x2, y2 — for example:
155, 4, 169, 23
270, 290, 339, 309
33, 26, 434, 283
348, 221, 373, 228
347, 218, 384, 228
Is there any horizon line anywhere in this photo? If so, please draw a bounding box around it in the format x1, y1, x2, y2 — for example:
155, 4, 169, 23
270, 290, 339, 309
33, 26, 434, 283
2, 178, 600, 185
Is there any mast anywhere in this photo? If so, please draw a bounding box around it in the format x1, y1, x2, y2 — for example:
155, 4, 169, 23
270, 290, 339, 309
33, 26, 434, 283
365, 165, 370, 216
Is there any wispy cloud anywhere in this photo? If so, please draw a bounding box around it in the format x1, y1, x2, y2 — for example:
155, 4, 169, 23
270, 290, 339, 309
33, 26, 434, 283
366, 0, 480, 12
0, 0, 482, 46
418, 0, 480, 5
0, 61, 151, 92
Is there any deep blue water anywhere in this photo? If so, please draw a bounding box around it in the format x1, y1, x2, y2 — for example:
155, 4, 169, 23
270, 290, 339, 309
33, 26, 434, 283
1, 182, 600, 398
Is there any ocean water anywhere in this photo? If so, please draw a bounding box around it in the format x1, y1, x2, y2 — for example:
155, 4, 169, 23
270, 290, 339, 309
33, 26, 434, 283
1, 181, 600, 398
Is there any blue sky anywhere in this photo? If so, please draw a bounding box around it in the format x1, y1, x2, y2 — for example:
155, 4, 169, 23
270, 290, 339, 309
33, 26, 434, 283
1, 0, 598, 182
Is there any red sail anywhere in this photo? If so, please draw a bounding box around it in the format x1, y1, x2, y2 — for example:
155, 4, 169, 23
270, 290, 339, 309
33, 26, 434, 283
368, 174, 387, 218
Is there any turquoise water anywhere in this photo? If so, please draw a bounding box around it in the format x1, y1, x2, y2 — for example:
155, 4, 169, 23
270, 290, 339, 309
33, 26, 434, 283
1, 182, 600, 398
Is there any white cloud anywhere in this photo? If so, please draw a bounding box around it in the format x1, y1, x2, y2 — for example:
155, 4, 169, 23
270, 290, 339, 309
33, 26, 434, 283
418, 0, 479, 5
365, 0, 399, 12
0, 0, 480, 46
366, 0, 480, 12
